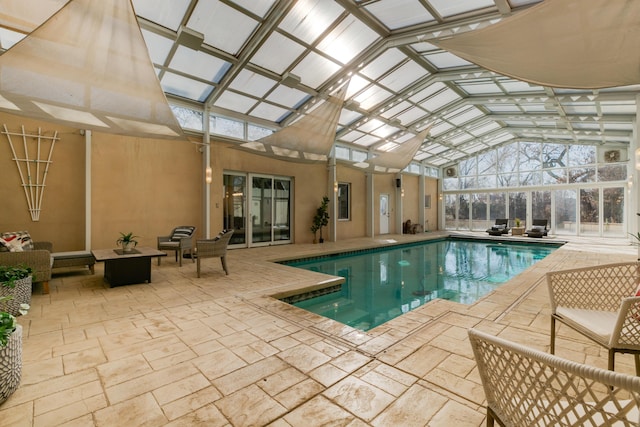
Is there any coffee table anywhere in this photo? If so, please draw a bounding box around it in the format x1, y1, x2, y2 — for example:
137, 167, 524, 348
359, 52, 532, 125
91, 247, 166, 287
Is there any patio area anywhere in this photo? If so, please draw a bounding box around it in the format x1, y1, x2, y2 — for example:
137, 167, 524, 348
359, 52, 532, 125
1, 232, 638, 426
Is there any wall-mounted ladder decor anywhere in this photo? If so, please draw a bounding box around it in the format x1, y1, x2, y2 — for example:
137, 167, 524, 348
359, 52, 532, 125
2, 124, 59, 221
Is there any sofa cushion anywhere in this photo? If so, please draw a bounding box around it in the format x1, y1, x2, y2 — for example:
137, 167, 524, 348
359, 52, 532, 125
0, 231, 34, 252
171, 227, 195, 241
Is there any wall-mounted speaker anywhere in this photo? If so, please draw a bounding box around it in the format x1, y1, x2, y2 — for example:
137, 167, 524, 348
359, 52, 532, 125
395, 178, 401, 188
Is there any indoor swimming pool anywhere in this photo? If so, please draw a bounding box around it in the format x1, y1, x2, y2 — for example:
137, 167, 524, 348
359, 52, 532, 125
280, 237, 560, 331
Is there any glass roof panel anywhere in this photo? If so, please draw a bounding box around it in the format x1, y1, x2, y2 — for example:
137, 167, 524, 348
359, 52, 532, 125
395, 107, 429, 125
0, 27, 25, 50
360, 48, 406, 80
603, 123, 633, 131
449, 133, 473, 145
345, 74, 369, 98
420, 89, 461, 112
520, 104, 547, 112
600, 103, 636, 114
140, 30, 173, 65
500, 80, 543, 93
428, 0, 495, 18
279, 0, 345, 45
339, 130, 365, 142
353, 85, 393, 110
229, 70, 277, 98
161, 72, 213, 102
446, 106, 484, 125
352, 134, 380, 147
189, 0, 258, 55
230, 0, 275, 17
316, 15, 380, 65
132, 0, 190, 31
265, 86, 309, 108
213, 91, 258, 113
291, 51, 342, 88
378, 60, 428, 92
365, 0, 435, 30
170, 47, 231, 83
485, 104, 520, 113
378, 141, 398, 151
251, 102, 290, 122
562, 104, 598, 115
372, 124, 401, 138
250, 32, 306, 74
469, 121, 501, 136
357, 118, 385, 133
409, 82, 446, 103
424, 144, 449, 154
430, 121, 454, 137
457, 82, 502, 95
380, 101, 413, 119
424, 51, 472, 69
338, 109, 363, 126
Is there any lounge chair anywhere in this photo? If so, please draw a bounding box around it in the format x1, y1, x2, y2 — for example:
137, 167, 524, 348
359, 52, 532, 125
526, 218, 548, 238
469, 328, 640, 426
157, 226, 197, 267
486, 219, 509, 236
547, 262, 640, 374
195, 230, 234, 277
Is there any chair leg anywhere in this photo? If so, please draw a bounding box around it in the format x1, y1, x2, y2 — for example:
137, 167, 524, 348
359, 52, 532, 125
635, 354, 640, 376
197, 258, 201, 278
42, 280, 49, 295
608, 349, 615, 372
175, 250, 179, 263
486, 407, 496, 427
191, 250, 195, 263
157, 256, 162, 266
550, 316, 556, 354
178, 249, 182, 267
221, 256, 228, 275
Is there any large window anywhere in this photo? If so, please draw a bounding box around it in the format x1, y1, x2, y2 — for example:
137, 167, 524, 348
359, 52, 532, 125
443, 141, 628, 237
337, 183, 350, 220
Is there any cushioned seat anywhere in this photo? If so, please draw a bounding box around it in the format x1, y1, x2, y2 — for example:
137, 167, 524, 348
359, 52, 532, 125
486, 218, 509, 236
526, 219, 548, 238
0, 231, 52, 294
195, 230, 233, 277
157, 226, 196, 267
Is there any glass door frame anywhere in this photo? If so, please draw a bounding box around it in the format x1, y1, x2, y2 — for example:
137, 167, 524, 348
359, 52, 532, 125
248, 173, 293, 248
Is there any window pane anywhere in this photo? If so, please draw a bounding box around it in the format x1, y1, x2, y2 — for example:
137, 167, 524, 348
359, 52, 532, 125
458, 194, 470, 229
542, 143, 568, 168
532, 191, 551, 223
568, 145, 596, 166
443, 177, 459, 190
477, 150, 496, 175
471, 193, 487, 230
598, 164, 627, 182
509, 192, 526, 226
496, 144, 517, 173
247, 124, 273, 141
555, 189, 576, 235
519, 142, 541, 171
603, 187, 624, 237
211, 116, 244, 138
569, 166, 595, 183
338, 183, 350, 220
579, 188, 599, 236
543, 168, 567, 185
171, 105, 203, 131
489, 193, 506, 220
444, 194, 457, 229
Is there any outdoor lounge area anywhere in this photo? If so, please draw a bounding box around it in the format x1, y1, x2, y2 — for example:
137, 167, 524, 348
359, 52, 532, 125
1, 233, 639, 426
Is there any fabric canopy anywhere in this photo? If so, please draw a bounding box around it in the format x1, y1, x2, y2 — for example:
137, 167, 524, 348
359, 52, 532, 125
237, 83, 348, 162
433, 0, 640, 89
354, 128, 430, 174
0, 0, 185, 139
0, 0, 67, 33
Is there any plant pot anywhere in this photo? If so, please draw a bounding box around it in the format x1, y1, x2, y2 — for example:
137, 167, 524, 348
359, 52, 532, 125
0, 324, 22, 405
121, 242, 135, 253
0, 276, 32, 316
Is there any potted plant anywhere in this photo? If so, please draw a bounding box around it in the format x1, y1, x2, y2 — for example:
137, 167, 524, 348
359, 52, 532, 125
515, 218, 522, 228
311, 196, 330, 243
116, 232, 139, 252
0, 265, 33, 316
0, 294, 29, 404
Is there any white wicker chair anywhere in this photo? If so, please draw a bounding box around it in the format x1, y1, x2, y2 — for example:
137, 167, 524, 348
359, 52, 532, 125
469, 328, 640, 427
547, 262, 640, 374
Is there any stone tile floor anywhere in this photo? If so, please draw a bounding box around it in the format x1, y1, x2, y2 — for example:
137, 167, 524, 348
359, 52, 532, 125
1, 232, 638, 426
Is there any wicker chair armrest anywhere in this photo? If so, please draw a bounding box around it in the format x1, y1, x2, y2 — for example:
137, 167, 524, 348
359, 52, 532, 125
196, 239, 224, 258
547, 262, 640, 312
176, 236, 193, 248
469, 328, 640, 426
33, 241, 53, 252
157, 236, 172, 244
612, 296, 640, 348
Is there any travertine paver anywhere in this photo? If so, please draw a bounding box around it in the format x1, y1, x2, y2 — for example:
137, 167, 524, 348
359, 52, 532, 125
1, 232, 638, 426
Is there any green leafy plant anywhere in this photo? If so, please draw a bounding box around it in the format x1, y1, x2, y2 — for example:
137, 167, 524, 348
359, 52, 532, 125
311, 196, 330, 243
515, 218, 521, 227
0, 265, 33, 289
116, 232, 139, 247
0, 295, 29, 347
628, 232, 640, 245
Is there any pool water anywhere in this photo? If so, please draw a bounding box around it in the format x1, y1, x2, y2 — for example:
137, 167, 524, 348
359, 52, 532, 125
280, 238, 558, 331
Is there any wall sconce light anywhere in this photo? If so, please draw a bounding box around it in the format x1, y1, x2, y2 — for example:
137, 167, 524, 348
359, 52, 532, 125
438, 193, 443, 201
635, 148, 640, 170
333, 181, 338, 193
205, 166, 212, 184
401, 188, 405, 197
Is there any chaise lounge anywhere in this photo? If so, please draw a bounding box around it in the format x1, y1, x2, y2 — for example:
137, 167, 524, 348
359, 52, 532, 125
486, 218, 510, 236
526, 218, 548, 238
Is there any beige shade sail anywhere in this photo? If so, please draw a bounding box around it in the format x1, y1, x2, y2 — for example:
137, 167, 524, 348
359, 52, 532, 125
434, 0, 640, 89
0, 0, 67, 33
236, 83, 348, 162
354, 127, 431, 174
0, 0, 185, 139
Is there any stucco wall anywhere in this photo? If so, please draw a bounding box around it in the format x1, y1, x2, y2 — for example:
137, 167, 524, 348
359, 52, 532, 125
0, 111, 441, 250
